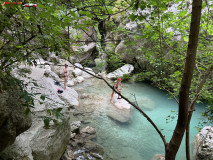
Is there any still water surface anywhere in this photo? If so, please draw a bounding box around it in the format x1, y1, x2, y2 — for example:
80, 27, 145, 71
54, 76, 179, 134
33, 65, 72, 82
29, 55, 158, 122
74, 79, 208, 160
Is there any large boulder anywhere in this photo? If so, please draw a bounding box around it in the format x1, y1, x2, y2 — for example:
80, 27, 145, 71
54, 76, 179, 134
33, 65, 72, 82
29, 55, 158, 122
0, 117, 71, 160
81, 67, 95, 79
70, 42, 96, 62
193, 126, 213, 160
0, 78, 32, 152
107, 95, 132, 123
107, 64, 134, 79
13, 66, 79, 111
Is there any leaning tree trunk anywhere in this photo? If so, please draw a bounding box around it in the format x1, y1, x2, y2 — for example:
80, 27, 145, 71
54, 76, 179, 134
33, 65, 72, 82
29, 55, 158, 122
165, 0, 202, 159
186, 65, 213, 160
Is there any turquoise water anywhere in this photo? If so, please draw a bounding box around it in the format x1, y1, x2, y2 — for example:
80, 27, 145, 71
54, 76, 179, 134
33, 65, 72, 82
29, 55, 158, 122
75, 79, 209, 160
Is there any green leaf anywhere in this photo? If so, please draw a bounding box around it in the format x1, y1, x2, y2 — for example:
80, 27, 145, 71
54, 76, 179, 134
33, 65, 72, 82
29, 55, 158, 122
40, 95, 45, 101
70, 10, 76, 17
56, 108, 62, 112
44, 118, 50, 128
25, 107, 30, 115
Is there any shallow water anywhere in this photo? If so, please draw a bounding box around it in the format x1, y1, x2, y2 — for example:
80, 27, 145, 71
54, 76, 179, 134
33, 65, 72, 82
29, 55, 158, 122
74, 78, 209, 160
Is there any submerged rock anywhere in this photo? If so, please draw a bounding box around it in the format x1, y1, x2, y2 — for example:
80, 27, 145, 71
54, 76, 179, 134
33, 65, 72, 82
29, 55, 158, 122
106, 64, 134, 79
139, 97, 155, 110
193, 126, 213, 160
152, 154, 165, 160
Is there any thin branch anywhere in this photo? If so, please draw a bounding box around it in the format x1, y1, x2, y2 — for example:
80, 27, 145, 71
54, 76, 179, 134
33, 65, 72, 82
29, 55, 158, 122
157, 84, 179, 104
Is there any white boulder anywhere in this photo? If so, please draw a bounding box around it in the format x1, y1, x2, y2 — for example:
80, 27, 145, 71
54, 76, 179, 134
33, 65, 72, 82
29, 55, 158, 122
81, 67, 95, 79
107, 95, 132, 123
193, 126, 213, 160
73, 76, 85, 84
67, 80, 75, 87
107, 64, 134, 79
73, 68, 83, 77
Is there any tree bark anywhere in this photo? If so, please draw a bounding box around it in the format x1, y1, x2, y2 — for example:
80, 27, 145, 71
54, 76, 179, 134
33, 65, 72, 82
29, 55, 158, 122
165, 0, 202, 159
186, 65, 213, 160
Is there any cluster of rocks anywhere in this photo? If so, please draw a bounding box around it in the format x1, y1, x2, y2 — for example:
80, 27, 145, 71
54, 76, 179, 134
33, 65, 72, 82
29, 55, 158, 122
61, 121, 104, 160
0, 57, 99, 160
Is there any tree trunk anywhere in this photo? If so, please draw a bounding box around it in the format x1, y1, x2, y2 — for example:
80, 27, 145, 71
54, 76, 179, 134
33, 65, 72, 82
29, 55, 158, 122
165, 0, 202, 159
185, 65, 213, 160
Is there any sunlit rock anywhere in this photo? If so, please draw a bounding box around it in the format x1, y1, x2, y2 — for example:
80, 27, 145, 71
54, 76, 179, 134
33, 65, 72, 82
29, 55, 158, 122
81, 67, 95, 79
107, 95, 132, 123
193, 126, 213, 160
67, 80, 75, 87
107, 64, 134, 79
73, 76, 85, 84
73, 68, 83, 77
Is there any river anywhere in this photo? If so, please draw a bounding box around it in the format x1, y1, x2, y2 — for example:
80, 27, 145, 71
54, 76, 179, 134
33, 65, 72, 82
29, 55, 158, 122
73, 78, 208, 160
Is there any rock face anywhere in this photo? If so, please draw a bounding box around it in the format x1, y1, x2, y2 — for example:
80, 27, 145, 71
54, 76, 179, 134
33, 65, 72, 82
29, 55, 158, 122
107, 64, 134, 79
193, 126, 213, 160
0, 60, 79, 159
107, 95, 132, 123
0, 117, 70, 160
70, 42, 96, 62
0, 78, 32, 152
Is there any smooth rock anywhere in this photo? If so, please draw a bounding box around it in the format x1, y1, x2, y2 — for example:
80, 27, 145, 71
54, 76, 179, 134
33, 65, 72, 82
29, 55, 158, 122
81, 67, 95, 79
107, 95, 132, 123
107, 64, 134, 79
44, 69, 61, 82
111, 95, 131, 110
73, 76, 85, 84
67, 80, 75, 87
73, 68, 83, 77
74, 63, 83, 68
